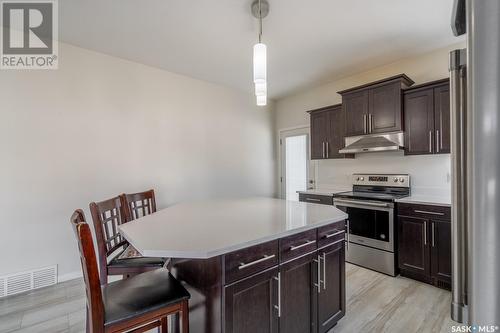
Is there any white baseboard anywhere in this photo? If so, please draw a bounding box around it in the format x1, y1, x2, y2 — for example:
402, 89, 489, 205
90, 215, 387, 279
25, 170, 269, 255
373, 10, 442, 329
58, 270, 82, 282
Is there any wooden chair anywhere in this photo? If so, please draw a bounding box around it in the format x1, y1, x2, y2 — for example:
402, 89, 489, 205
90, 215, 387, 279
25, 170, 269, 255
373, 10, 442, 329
89, 196, 166, 285
121, 189, 156, 221
70, 209, 189, 333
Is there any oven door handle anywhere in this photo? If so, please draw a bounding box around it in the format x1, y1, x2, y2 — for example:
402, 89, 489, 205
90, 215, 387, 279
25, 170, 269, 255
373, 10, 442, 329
333, 198, 390, 208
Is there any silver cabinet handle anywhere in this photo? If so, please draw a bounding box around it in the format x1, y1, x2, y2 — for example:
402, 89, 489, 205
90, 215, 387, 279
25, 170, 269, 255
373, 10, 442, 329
414, 210, 445, 216
363, 114, 367, 134
369, 114, 373, 133
424, 221, 427, 245
322, 142, 326, 159
432, 222, 436, 247
305, 198, 321, 202
429, 131, 433, 153
273, 272, 281, 317
436, 130, 440, 153
322, 252, 327, 290
326, 141, 329, 159
290, 240, 316, 251
238, 254, 275, 270
323, 230, 345, 239
314, 255, 321, 294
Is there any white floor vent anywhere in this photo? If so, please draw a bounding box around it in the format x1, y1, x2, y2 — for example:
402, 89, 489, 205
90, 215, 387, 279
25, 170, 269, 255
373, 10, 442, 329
0, 265, 57, 298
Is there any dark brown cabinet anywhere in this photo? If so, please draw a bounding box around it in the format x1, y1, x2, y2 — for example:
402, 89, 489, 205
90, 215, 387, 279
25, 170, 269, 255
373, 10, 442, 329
339, 75, 414, 137
430, 219, 452, 289
397, 203, 451, 289
224, 267, 279, 333
308, 104, 353, 160
310, 109, 330, 159
222, 226, 346, 333
398, 216, 431, 281
279, 252, 318, 333
342, 90, 369, 137
317, 240, 345, 333
369, 83, 404, 134
403, 79, 450, 155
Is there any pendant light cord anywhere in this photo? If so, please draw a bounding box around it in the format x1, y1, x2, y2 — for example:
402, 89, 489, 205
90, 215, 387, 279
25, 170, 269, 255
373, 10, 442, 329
258, 0, 263, 43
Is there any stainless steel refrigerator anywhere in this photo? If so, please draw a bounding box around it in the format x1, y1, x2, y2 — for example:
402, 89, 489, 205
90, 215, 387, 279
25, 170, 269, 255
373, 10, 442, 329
450, 0, 500, 325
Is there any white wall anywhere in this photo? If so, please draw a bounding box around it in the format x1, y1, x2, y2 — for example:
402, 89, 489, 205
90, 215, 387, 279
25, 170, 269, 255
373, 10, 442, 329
0, 43, 276, 279
275, 42, 466, 196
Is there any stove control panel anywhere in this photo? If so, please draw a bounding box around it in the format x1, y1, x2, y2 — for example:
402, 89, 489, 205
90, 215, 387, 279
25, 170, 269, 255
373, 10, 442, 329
352, 174, 410, 188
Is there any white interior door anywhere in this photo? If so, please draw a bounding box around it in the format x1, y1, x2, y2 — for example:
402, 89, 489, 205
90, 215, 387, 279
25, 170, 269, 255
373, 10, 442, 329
280, 127, 313, 200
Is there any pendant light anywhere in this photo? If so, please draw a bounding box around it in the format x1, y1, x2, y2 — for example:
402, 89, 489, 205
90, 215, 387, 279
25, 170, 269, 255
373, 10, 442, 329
252, 0, 269, 106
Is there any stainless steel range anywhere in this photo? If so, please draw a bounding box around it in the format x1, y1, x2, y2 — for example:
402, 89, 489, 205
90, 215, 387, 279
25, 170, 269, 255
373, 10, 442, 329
333, 174, 410, 276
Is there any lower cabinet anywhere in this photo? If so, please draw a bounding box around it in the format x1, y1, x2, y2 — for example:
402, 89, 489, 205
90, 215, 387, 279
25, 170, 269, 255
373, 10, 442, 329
223, 229, 346, 333
279, 252, 318, 333
317, 240, 345, 333
397, 203, 451, 289
224, 267, 279, 333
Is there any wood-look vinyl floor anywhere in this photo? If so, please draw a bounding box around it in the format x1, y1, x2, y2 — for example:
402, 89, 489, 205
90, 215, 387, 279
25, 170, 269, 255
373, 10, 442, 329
0, 264, 457, 333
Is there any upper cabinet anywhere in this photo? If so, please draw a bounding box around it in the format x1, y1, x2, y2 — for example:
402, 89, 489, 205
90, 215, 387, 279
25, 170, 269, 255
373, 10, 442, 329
403, 79, 450, 155
308, 104, 354, 160
339, 74, 414, 137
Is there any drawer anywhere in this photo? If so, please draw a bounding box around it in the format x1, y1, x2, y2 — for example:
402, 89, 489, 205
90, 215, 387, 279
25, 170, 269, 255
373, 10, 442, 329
299, 193, 333, 205
317, 221, 346, 248
280, 229, 317, 263
397, 203, 451, 221
224, 240, 279, 284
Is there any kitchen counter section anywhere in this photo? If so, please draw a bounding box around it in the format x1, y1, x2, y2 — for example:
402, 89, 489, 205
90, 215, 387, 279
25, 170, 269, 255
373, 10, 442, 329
119, 197, 347, 259
396, 195, 451, 207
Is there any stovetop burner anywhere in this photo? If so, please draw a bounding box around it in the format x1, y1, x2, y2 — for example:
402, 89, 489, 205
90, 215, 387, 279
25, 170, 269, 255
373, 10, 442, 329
333, 173, 411, 202
334, 190, 409, 202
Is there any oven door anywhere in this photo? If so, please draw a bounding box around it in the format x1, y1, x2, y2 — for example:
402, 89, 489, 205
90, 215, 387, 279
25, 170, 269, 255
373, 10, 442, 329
333, 198, 394, 252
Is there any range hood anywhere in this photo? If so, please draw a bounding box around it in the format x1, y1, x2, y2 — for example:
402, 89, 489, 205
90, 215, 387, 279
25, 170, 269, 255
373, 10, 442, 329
339, 132, 404, 154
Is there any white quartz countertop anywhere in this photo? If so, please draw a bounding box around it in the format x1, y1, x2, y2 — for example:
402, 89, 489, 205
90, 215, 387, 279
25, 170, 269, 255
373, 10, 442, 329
297, 188, 350, 196
396, 195, 451, 207
119, 197, 348, 259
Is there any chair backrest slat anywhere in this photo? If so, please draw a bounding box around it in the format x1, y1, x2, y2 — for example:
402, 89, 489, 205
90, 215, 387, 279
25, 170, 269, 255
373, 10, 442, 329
89, 196, 128, 285
69, 210, 104, 332
121, 189, 157, 221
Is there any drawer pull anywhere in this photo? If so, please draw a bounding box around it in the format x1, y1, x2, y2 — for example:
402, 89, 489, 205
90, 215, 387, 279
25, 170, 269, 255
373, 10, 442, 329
414, 210, 445, 216
289, 240, 316, 251
323, 230, 345, 239
305, 198, 321, 202
238, 254, 276, 270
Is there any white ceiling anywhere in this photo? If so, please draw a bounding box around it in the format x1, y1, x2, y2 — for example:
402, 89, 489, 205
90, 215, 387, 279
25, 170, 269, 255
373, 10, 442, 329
59, 0, 463, 99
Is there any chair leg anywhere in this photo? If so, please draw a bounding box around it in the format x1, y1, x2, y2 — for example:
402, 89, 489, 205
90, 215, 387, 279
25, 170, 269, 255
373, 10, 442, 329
181, 301, 189, 333
86, 306, 90, 333
160, 316, 168, 333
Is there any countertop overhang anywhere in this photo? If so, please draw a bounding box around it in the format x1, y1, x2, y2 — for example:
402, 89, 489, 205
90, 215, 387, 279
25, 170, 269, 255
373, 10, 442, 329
119, 197, 347, 259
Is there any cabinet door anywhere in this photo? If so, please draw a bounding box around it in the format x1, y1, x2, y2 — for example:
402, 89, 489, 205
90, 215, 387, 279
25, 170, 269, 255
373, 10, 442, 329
398, 216, 431, 281
343, 90, 369, 137
317, 240, 345, 333
310, 111, 329, 159
224, 267, 279, 333
326, 106, 348, 159
434, 84, 451, 154
279, 252, 318, 333
430, 219, 451, 288
369, 83, 402, 134
403, 89, 435, 155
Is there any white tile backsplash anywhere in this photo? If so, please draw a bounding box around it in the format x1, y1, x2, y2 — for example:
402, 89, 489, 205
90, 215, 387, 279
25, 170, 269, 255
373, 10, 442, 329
315, 151, 451, 197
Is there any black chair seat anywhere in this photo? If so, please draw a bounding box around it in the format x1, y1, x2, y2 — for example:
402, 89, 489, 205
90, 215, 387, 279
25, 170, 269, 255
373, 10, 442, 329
109, 256, 166, 269
103, 269, 190, 327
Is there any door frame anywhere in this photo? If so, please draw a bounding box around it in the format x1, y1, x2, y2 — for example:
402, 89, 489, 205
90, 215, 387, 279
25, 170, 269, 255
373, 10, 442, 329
278, 125, 312, 200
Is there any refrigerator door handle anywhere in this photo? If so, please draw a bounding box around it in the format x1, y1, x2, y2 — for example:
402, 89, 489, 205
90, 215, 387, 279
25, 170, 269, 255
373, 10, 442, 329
450, 48, 468, 324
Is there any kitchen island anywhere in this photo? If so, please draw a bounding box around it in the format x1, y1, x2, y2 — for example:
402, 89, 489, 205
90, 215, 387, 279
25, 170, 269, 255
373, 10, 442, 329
119, 197, 348, 333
